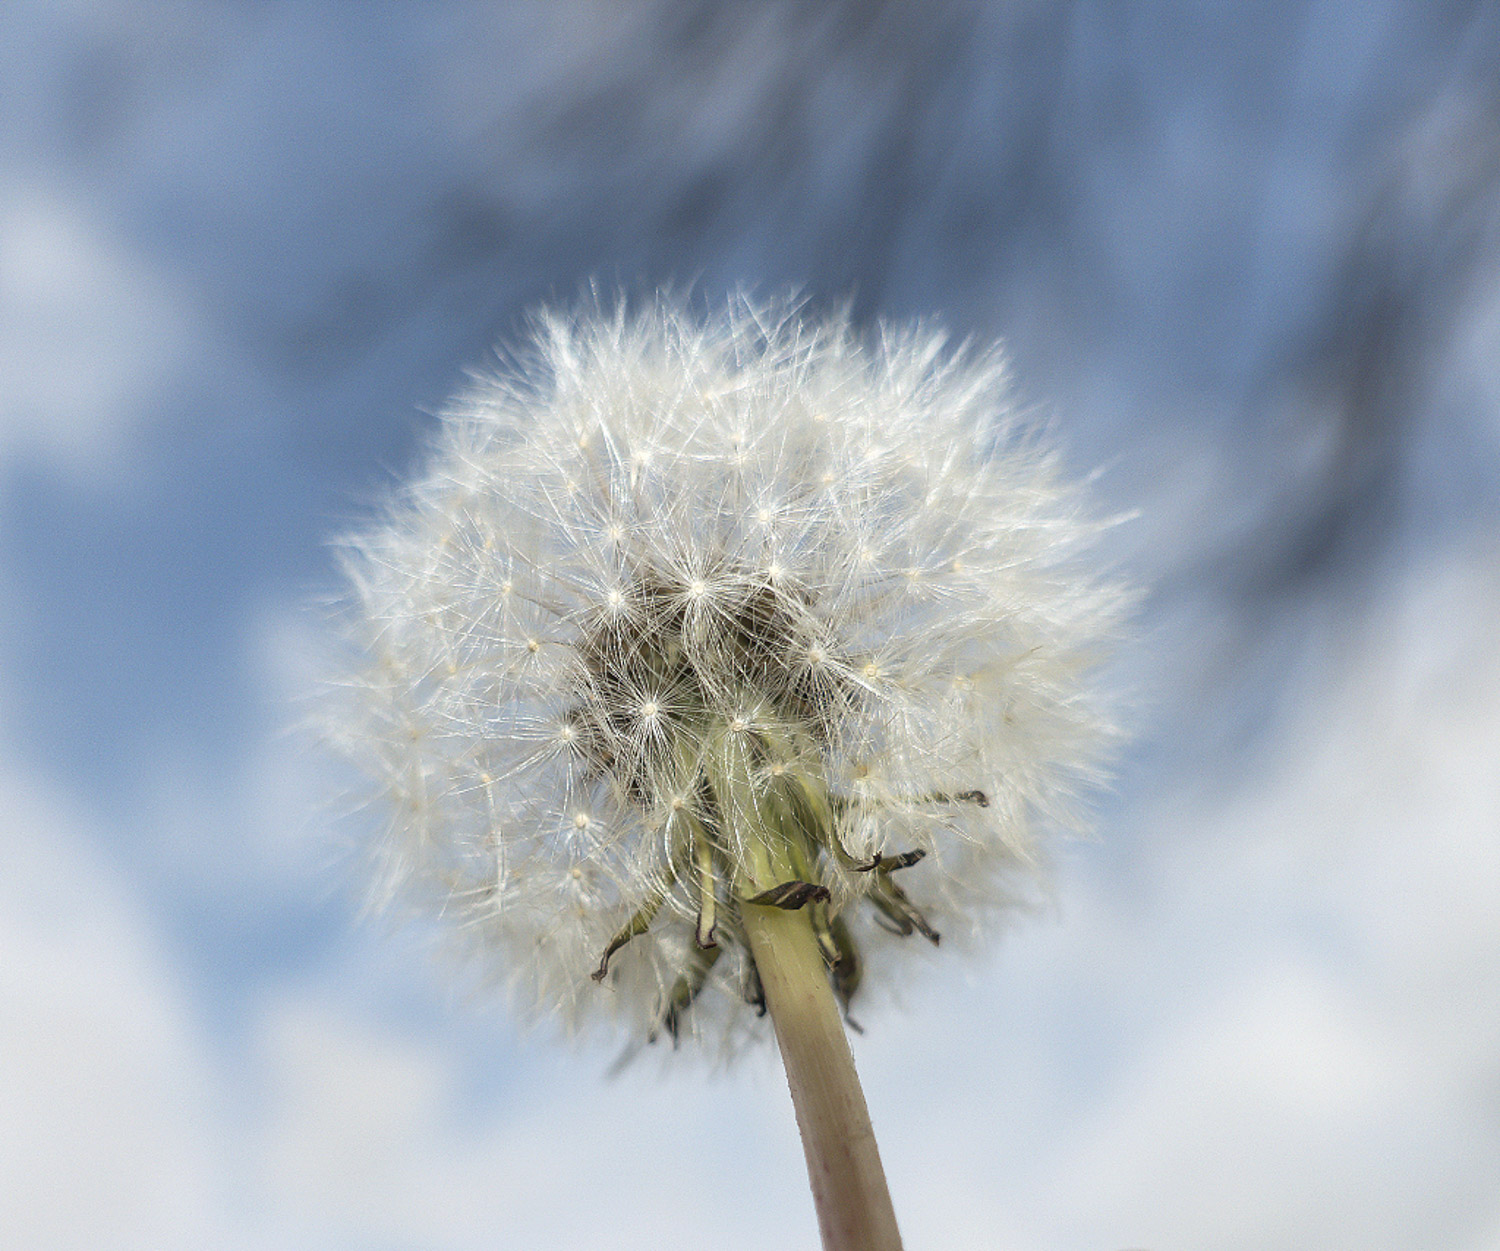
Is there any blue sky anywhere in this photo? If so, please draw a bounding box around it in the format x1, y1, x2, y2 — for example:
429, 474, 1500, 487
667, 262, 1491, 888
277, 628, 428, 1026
2, 3, 1498, 1248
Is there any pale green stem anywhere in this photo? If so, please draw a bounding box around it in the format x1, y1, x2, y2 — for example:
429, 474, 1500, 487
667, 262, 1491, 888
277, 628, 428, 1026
741, 900, 904, 1251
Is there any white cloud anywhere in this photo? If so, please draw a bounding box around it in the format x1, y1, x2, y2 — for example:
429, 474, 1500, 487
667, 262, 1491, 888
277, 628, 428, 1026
249, 989, 820, 1250
0, 767, 241, 1251
1039, 551, 1500, 1250
0, 187, 191, 483
7, 547, 1492, 1251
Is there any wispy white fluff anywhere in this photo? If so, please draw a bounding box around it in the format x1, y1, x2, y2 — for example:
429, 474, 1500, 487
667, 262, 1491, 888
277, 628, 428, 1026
327, 294, 1125, 1050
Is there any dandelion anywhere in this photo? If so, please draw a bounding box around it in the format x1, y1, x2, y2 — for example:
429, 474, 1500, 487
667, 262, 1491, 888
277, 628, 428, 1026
327, 294, 1124, 1251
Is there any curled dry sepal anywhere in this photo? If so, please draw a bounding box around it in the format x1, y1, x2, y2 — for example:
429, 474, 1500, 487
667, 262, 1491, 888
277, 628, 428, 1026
328, 295, 1124, 1051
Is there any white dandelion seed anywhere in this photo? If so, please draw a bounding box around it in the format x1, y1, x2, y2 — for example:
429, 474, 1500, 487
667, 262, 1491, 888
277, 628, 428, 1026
327, 294, 1125, 1055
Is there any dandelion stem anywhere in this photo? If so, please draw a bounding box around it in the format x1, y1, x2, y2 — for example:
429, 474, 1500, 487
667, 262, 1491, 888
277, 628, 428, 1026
741, 900, 903, 1251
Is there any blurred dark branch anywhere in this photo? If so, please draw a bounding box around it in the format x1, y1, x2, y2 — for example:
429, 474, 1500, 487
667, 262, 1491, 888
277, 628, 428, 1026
1241, 2, 1500, 599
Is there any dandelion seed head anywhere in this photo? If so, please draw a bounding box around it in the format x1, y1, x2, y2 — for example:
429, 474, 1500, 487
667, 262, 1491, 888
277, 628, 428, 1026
328, 293, 1126, 1052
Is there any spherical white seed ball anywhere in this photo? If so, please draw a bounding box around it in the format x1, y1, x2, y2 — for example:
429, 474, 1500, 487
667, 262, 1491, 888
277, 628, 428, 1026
328, 294, 1125, 1052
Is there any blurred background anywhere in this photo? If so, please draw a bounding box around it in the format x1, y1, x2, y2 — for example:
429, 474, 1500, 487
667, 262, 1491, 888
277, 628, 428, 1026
3, 2, 1498, 1248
